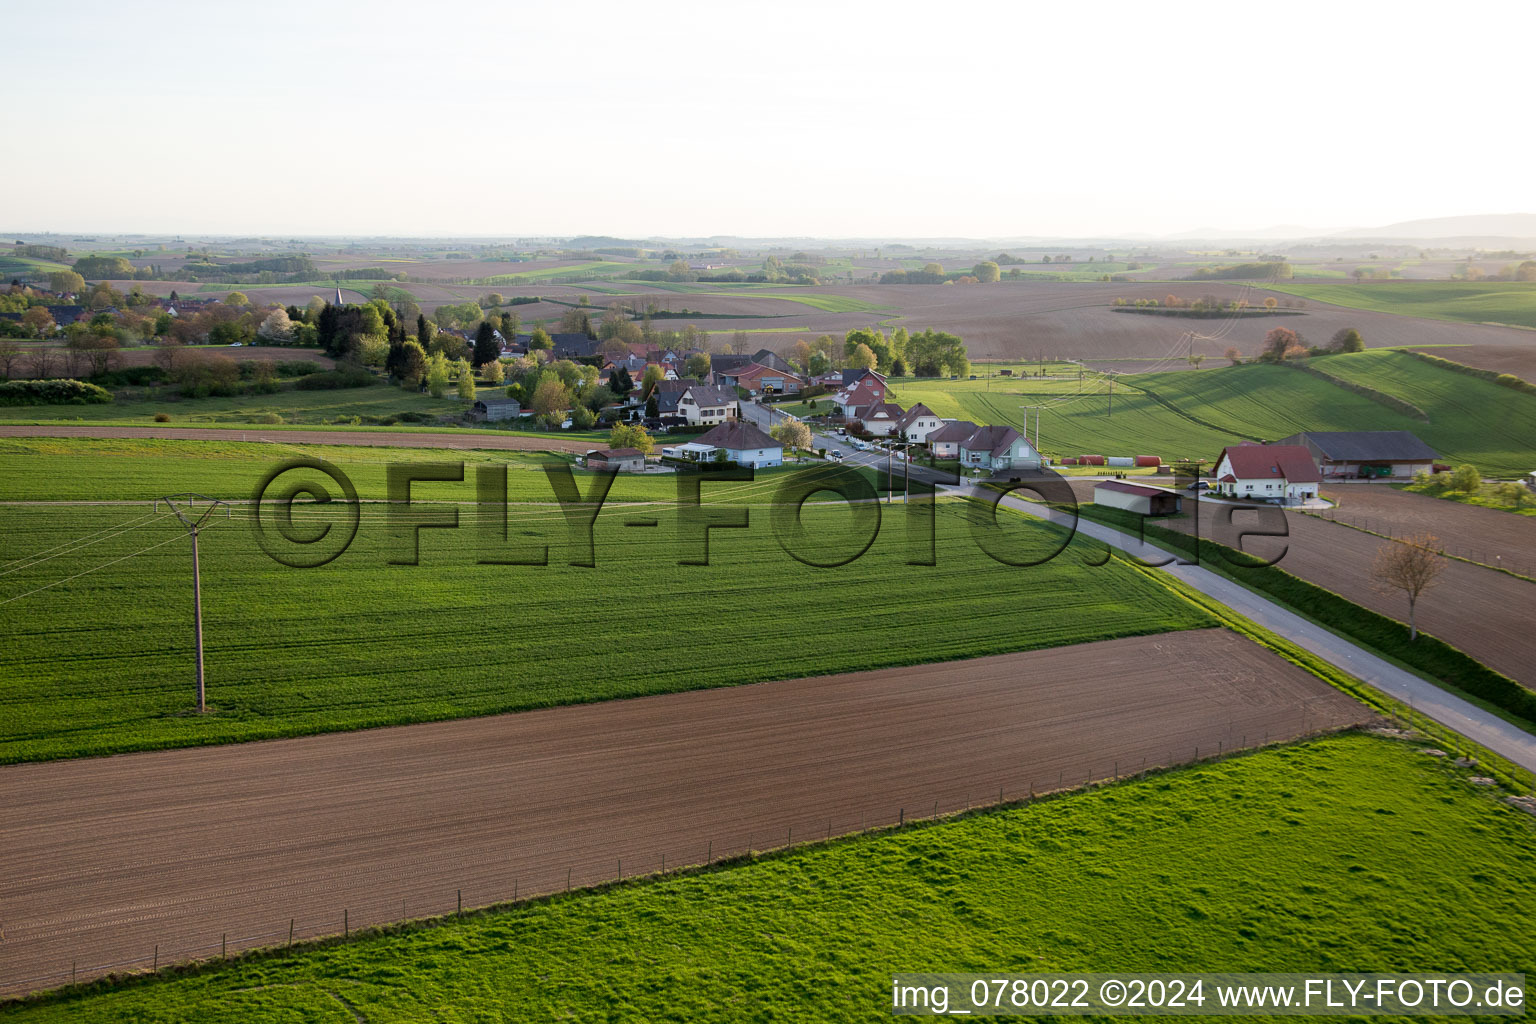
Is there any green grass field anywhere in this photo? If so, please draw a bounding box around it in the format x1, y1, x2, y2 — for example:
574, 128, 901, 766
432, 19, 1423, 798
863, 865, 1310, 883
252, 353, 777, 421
0, 380, 519, 428
1267, 282, 1536, 329
889, 353, 1536, 475
0, 447, 1211, 762
9, 733, 1532, 1022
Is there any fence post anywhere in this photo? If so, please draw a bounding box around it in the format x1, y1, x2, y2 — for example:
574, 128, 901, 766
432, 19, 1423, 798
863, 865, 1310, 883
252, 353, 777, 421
567, 867, 572, 891
288, 918, 294, 947
707, 841, 712, 865
899, 808, 904, 826
222, 933, 227, 959
344, 909, 348, 938
72, 961, 76, 985
617, 858, 622, 881
457, 889, 462, 916
154, 945, 158, 971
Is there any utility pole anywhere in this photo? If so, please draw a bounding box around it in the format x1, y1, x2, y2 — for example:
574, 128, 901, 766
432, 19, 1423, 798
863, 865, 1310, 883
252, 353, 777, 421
157, 494, 229, 713
1108, 374, 1114, 418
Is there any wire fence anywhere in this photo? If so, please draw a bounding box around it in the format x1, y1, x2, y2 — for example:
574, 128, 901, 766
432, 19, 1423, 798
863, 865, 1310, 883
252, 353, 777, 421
2, 704, 1370, 1000
1309, 508, 1536, 579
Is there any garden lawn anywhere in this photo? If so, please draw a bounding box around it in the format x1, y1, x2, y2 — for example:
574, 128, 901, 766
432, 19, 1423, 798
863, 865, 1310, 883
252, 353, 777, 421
6, 733, 1532, 1022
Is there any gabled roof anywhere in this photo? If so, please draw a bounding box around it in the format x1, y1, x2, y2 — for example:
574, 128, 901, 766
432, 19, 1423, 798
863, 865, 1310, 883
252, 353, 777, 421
1096, 480, 1175, 498
1219, 444, 1320, 483
927, 420, 980, 444
591, 447, 643, 459
861, 401, 904, 421
681, 384, 737, 407
750, 349, 797, 373
694, 419, 781, 450
655, 378, 700, 394
1277, 430, 1436, 462
841, 367, 886, 385
961, 424, 1023, 457
896, 403, 938, 429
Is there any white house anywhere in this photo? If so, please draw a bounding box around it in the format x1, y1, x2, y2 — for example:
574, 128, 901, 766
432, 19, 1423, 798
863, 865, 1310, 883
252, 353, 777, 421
959, 425, 1041, 471
688, 420, 784, 468
896, 403, 944, 443
926, 420, 980, 459
857, 401, 905, 437
676, 384, 738, 426
1213, 444, 1321, 504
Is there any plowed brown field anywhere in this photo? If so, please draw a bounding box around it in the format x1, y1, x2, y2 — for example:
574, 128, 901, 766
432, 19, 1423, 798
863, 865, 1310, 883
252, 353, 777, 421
0, 629, 1368, 996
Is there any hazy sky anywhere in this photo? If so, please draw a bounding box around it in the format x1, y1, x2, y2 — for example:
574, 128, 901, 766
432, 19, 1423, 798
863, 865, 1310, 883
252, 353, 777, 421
6, 0, 1530, 239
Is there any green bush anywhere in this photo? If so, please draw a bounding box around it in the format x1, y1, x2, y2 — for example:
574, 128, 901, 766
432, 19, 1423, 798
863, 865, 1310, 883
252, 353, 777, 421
276, 360, 324, 377
293, 366, 375, 391
87, 365, 167, 387
0, 378, 113, 406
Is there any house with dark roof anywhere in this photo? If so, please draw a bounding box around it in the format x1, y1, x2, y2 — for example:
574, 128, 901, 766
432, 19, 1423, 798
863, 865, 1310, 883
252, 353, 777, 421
709, 352, 754, 374
650, 378, 701, 416
926, 420, 980, 459
896, 403, 944, 443
682, 419, 783, 468
1213, 443, 1320, 504
959, 425, 1040, 471
676, 384, 739, 426
1275, 431, 1436, 479
857, 401, 905, 437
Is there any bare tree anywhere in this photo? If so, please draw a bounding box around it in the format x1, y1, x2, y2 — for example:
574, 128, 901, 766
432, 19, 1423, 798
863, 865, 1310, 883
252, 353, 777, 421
0, 340, 21, 379
1370, 533, 1445, 641
27, 347, 58, 379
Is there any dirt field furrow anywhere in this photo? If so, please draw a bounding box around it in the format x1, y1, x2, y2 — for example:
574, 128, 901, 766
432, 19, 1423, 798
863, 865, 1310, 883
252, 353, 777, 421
0, 629, 1369, 997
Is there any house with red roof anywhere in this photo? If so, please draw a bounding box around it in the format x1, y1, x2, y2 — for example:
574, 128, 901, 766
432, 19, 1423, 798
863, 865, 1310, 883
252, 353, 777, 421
1212, 444, 1320, 504
831, 369, 887, 417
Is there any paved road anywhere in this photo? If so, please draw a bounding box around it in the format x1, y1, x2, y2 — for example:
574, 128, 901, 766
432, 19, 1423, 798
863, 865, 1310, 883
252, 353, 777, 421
967, 485, 1536, 773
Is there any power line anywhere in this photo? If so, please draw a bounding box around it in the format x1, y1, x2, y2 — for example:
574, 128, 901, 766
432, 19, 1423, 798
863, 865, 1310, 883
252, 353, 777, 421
0, 534, 182, 607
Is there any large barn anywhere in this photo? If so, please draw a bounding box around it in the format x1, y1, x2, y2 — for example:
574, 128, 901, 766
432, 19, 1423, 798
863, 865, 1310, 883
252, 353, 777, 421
1275, 431, 1437, 480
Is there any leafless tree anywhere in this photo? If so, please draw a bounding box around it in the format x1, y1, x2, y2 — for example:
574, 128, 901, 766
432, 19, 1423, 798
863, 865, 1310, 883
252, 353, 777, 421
1370, 532, 1445, 641
0, 340, 21, 379
27, 347, 57, 379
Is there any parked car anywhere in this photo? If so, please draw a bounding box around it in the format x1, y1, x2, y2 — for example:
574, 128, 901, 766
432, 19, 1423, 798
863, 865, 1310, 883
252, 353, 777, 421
830, 450, 844, 460
1185, 480, 1211, 491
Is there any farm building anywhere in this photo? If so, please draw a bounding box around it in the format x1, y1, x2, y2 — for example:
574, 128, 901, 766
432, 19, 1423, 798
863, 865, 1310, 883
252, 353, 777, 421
959, 425, 1041, 472
586, 447, 646, 472
1213, 444, 1320, 504
470, 398, 522, 422
927, 420, 981, 459
1093, 480, 1183, 516
683, 420, 784, 468
1275, 430, 1437, 479
718, 362, 802, 396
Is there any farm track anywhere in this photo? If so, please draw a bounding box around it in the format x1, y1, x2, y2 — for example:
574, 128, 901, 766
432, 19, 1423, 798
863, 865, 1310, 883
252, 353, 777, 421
0, 629, 1369, 997
0, 425, 592, 454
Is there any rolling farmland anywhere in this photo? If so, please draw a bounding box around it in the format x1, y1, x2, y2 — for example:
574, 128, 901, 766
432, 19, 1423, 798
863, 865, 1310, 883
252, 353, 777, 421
0, 481, 1213, 763
1267, 282, 1536, 330
890, 354, 1536, 474
0, 629, 1371, 997
7, 734, 1530, 1021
